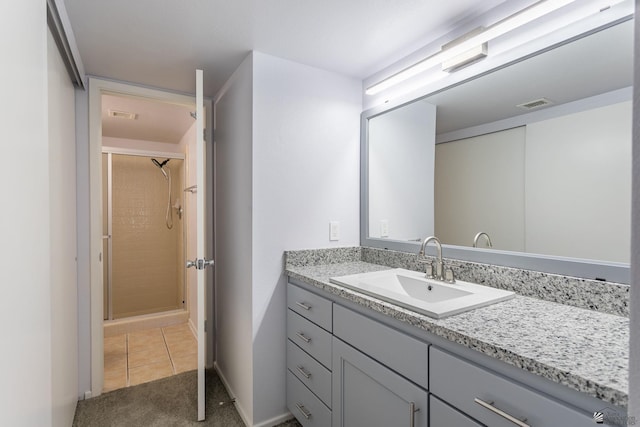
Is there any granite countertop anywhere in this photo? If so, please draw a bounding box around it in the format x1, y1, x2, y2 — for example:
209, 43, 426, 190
286, 261, 629, 407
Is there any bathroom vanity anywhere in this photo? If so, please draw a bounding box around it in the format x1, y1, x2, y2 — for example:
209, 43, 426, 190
284, 4, 634, 426
284, 248, 629, 427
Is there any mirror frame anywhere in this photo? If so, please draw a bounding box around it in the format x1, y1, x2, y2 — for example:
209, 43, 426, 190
360, 17, 632, 284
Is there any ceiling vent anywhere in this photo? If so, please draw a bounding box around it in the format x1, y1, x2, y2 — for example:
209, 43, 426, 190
516, 98, 553, 110
108, 109, 138, 120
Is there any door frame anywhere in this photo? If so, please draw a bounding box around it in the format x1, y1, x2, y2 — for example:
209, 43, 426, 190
88, 77, 213, 397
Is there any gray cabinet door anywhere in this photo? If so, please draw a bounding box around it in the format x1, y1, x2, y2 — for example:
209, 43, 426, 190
332, 337, 427, 427
430, 395, 482, 427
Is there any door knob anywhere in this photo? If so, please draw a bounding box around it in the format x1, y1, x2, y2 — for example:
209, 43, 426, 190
186, 258, 214, 270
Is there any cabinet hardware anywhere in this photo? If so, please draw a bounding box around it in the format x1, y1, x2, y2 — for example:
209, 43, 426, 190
296, 301, 312, 310
474, 398, 529, 427
296, 365, 312, 379
409, 402, 420, 427
296, 332, 311, 343
295, 402, 312, 419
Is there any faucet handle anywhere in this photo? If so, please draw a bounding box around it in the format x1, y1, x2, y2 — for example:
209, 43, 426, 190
444, 267, 456, 284
425, 260, 436, 279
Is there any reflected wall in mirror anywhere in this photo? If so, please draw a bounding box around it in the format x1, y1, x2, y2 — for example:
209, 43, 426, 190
368, 102, 436, 241
435, 100, 631, 263
365, 18, 633, 267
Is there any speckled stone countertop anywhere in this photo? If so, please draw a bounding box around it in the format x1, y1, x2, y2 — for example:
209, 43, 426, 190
285, 260, 629, 408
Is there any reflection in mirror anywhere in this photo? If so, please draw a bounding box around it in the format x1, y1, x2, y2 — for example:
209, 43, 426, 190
365, 18, 633, 270
368, 102, 436, 241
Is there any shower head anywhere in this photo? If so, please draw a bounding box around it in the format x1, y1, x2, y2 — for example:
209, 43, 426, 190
152, 158, 170, 168
151, 158, 169, 179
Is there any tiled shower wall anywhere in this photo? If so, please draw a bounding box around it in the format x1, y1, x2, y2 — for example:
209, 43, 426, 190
106, 154, 185, 319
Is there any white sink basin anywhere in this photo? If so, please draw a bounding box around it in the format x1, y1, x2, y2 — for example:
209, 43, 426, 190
330, 268, 515, 319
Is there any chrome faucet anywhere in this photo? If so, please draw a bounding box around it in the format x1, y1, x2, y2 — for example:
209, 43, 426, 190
473, 231, 493, 248
418, 236, 455, 283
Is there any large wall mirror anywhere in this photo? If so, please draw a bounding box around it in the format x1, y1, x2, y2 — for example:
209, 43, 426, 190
361, 16, 633, 283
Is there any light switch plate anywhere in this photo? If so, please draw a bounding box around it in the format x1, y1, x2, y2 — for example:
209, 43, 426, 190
380, 219, 389, 238
330, 221, 340, 241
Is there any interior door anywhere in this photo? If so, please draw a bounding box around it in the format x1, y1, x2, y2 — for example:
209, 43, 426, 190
195, 69, 208, 421
185, 68, 211, 421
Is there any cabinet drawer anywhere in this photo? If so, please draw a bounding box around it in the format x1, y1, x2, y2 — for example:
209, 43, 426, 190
430, 395, 482, 427
287, 310, 332, 369
288, 283, 332, 331
287, 339, 332, 407
287, 371, 331, 427
430, 347, 594, 427
333, 304, 429, 389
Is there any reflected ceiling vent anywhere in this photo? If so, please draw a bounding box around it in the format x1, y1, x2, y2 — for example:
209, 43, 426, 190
108, 109, 138, 120
517, 98, 553, 110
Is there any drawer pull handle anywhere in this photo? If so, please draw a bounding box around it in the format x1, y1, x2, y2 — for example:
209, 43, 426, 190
474, 398, 530, 427
296, 365, 312, 379
296, 301, 312, 310
409, 402, 420, 427
296, 332, 311, 343
295, 402, 312, 419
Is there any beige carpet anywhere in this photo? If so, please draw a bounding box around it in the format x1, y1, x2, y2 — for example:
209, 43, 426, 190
73, 369, 301, 426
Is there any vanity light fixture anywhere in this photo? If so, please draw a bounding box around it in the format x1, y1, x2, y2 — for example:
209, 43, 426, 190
441, 27, 488, 73
365, 0, 577, 95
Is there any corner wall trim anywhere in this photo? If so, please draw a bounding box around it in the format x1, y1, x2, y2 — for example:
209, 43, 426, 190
46, 0, 86, 89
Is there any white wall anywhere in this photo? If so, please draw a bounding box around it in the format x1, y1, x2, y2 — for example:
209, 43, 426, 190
48, 28, 79, 426
0, 2, 51, 424
435, 127, 525, 251
628, 0, 640, 420
526, 101, 631, 262
369, 101, 435, 241
251, 52, 361, 425
213, 51, 361, 426
214, 54, 255, 425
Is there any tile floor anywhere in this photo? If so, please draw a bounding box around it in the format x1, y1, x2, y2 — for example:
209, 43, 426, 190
104, 323, 197, 392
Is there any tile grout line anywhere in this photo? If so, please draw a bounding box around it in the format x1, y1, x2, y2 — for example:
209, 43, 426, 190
161, 327, 177, 375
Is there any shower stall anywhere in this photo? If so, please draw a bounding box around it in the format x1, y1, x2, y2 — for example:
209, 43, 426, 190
102, 151, 186, 320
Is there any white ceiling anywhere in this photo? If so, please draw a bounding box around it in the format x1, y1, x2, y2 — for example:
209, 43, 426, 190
63, 0, 507, 97
102, 95, 195, 143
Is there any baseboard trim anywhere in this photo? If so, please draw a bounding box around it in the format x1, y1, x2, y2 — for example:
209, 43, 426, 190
253, 412, 296, 427
214, 362, 252, 427
213, 363, 294, 427
103, 309, 188, 337
188, 317, 197, 339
